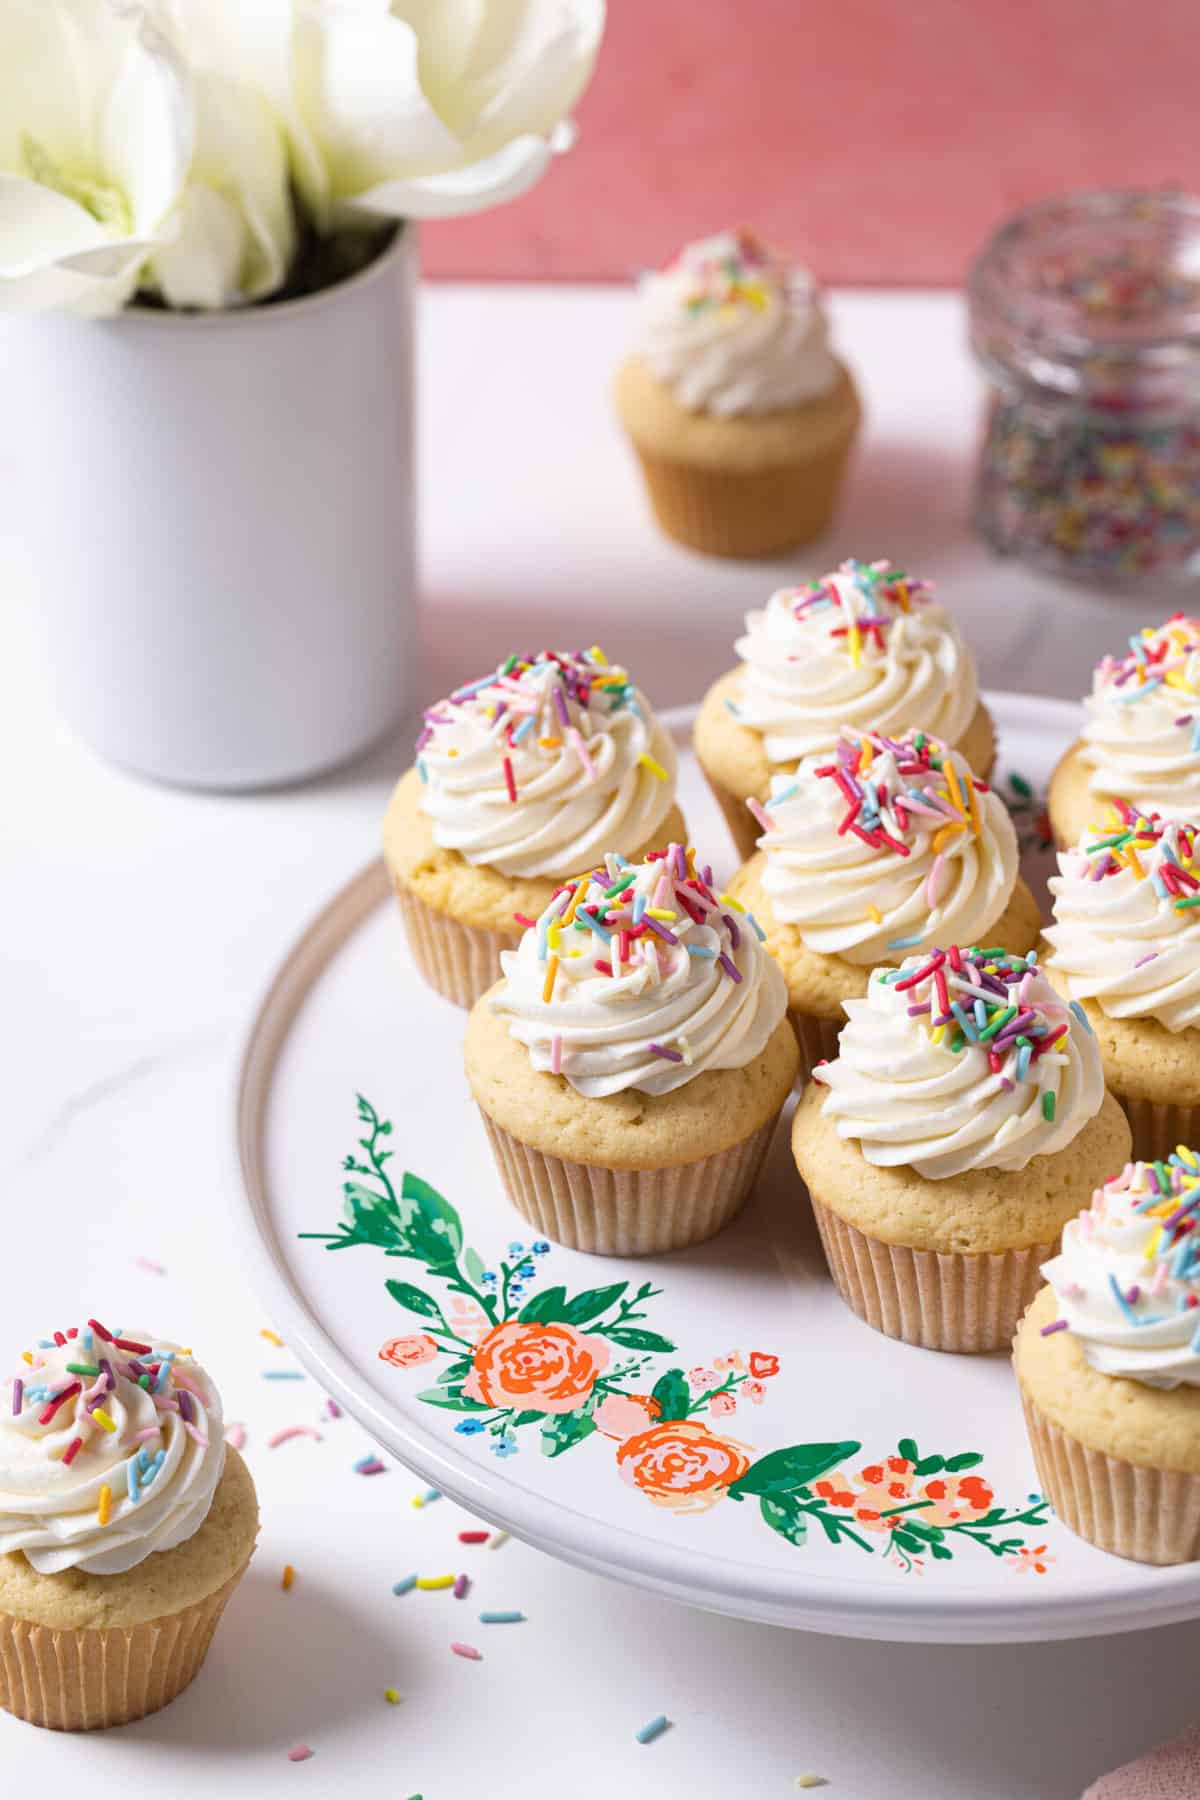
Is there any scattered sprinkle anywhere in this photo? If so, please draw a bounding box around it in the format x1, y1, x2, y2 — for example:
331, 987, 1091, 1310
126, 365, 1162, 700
451, 1641, 482, 1661
458, 1530, 489, 1544
267, 1425, 322, 1448
384, 1688, 402, 1705
260, 1329, 284, 1347
355, 1455, 386, 1475
281, 1564, 295, 1591
416, 1574, 456, 1591
287, 1745, 314, 1763
489, 1530, 511, 1551
263, 1370, 305, 1381
225, 1423, 247, 1450
453, 1573, 470, 1599
635, 1714, 671, 1745
134, 1256, 166, 1275
412, 1486, 441, 1508
794, 1779, 829, 1791
391, 1575, 417, 1596
479, 1610, 525, 1624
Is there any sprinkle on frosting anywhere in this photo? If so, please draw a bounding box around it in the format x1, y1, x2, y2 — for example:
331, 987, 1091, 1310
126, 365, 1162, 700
413, 648, 676, 880
730, 561, 978, 766
1044, 804, 1200, 1032
782, 561, 935, 671
665, 227, 785, 321
490, 844, 786, 1098
1040, 1153, 1200, 1388
1081, 615, 1200, 816
0, 1320, 224, 1576
1094, 614, 1200, 709
815, 945, 1104, 1179
752, 726, 1019, 964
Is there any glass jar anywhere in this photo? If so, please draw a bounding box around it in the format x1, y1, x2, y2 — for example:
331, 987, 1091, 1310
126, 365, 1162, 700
967, 189, 1200, 587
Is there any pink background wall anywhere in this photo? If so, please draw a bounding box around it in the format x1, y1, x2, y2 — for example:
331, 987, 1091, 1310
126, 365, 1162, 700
422, 0, 1198, 286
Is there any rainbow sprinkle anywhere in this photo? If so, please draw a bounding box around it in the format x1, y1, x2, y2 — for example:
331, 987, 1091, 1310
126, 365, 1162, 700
664, 227, 783, 322
1095, 615, 1200, 708
858, 946, 1074, 1082
784, 559, 934, 669
1071, 805, 1198, 911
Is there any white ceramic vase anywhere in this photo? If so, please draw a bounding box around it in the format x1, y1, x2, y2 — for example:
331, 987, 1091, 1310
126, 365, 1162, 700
0, 228, 418, 790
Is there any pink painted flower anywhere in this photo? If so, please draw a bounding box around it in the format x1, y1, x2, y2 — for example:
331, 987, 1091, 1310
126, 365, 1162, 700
917, 1473, 995, 1528
688, 1366, 716, 1389
447, 1294, 491, 1343
617, 1420, 752, 1515
594, 1393, 659, 1441
713, 1352, 744, 1372
1011, 1544, 1054, 1575
708, 1390, 737, 1419
745, 1379, 767, 1405
379, 1333, 439, 1370
462, 1321, 609, 1415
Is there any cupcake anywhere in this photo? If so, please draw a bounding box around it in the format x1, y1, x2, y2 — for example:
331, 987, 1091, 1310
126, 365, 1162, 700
1014, 1157, 1200, 1564
0, 1317, 256, 1730
465, 843, 799, 1255
612, 229, 861, 558
728, 726, 1042, 1080
1049, 614, 1200, 849
792, 946, 1131, 1351
694, 559, 996, 861
1042, 807, 1200, 1159
385, 648, 686, 1008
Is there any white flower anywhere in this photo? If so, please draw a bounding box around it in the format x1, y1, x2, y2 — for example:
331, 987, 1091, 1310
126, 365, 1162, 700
290, 0, 606, 226
150, 0, 297, 309
0, 0, 193, 315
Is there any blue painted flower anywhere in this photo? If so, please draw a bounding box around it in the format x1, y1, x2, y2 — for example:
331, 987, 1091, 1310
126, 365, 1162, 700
519, 1261, 536, 1278
481, 1271, 498, 1287
508, 1241, 525, 1256
492, 1433, 519, 1458
454, 1418, 486, 1436
532, 1241, 550, 1255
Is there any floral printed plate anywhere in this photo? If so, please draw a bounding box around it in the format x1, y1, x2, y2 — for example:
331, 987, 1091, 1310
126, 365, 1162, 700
232, 696, 1200, 1643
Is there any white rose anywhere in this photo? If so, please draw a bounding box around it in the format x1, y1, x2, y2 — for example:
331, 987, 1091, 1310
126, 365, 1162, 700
0, 0, 193, 316
291, 0, 606, 226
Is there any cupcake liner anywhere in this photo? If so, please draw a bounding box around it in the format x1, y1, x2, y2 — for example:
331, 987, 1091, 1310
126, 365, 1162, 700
479, 1111, 780, 1256
788, 1011, 842, 1086
392, 877, 518, 1010
630, 436, 854, 561
1116, 1094, 1200, 1164
809, 1193, 1052, 1353
0, 1562, 247, 1732
1020, 1388, 1200, 1565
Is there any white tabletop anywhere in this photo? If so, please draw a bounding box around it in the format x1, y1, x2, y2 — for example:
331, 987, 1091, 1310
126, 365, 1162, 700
1, 285, 1195, 1799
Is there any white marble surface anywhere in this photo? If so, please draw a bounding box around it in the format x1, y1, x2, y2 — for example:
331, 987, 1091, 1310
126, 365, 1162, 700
0, 285, 1195, 1798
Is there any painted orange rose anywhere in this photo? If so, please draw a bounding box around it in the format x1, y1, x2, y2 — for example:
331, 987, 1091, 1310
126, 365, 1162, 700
462, 1321, 609, 1415
379, 1333, 439, 1369
617, 1420, 751, 1515
594, 1393, 659, 1440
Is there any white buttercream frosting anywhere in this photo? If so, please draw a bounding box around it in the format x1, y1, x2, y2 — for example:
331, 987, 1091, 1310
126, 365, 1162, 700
731, 560, 979, 767
415, 649, 677, 880
1045, 809, 1200, 1032
632, 228, 838, 416
1080, 614, 1200, 816
490, 844, 786, 1098
1041, 1157, 1200, 1389
816, 947, 1105, 1180
0, 1322, 224, 1576
756, 726, 1019, 965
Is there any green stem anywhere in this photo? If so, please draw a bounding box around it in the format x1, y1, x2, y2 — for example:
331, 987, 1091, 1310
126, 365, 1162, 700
687, 1371, 746, 1416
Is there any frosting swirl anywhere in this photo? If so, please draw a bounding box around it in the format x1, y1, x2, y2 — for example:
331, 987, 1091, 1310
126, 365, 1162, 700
1045, 808, 1200, 1032
415, 649, 677, 880
732, 560, 979, 766
0, 1319, 224, 1576
491, 844, 786, 1097
755, 727, 1018, 964
1041, 1156, 1200, 1389
632, 228, 838, 417
1081, 614, 1200, 816
816, 947, 1105, 1179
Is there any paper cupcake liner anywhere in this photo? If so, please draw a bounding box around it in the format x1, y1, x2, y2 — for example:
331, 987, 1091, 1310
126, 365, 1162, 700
808, 1194, 1052, 1353
1116, 1094, 1200, 1165
788, 1011, 842, 1086
392, 877, 518, 1010
0, 1562, 247, 1732
479, 1111, 780, 1256
630, 436, 854, 561
1020, 1389, 1200, 1565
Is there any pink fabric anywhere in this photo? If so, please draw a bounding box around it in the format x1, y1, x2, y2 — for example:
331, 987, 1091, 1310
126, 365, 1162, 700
1083, 1727, 1200, 1798
423, 0, 1199, 285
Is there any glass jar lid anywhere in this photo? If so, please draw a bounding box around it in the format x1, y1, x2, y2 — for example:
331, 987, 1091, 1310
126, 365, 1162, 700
968, 188, 1200, 412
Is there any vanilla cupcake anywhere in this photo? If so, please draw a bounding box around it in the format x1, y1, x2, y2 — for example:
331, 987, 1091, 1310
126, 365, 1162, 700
0, 1317, 256, 1730
612, 229, 861, 558
1049, 614, 1200, 849
728, 727, 1041, 1079
1042, 808, 1200, 1159
465, 844, 799, 1255
694, 560, 996, 860
385, 648, 686, 1008
1015, 1157, 1200, 1564
792, 947, 1131, 1351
